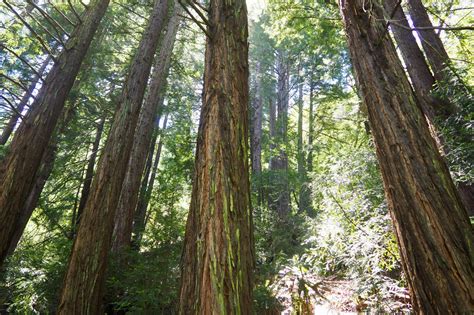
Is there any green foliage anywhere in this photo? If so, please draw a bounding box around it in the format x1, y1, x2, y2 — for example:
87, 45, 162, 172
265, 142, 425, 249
1, 0, 472, 312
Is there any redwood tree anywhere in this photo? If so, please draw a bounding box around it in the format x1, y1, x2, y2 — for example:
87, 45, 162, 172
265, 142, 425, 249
407, 0, 452, 82
57, 0, 169, 312
0, 0, 110, 267
178, 0, 254, 311
340, 0, 474, 313
112, 2, 180, 253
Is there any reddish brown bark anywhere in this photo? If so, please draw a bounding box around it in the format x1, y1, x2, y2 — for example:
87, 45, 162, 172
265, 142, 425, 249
75, 115, 105, 228
6, 107, 75, 256
407, 0, 451, 82
383, 0, 440, 118
250, 62, 263, 206
340, 0, 474, 313
111, 3, 180, 253
178, 0, 254, 312
132, 114, 167, 248
57, 0, 169, 312
0, 55, 52, 145
0, 0, 110, 267
269, 51, 290, 217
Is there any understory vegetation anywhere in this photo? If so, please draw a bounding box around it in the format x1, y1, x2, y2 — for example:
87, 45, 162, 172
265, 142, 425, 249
0, 0, 472, 313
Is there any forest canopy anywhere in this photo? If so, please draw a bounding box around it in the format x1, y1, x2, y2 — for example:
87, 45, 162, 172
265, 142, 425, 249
0, 0, 473, 313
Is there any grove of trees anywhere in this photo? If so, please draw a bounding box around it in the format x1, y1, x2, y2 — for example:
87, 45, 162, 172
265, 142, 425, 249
0, 0, 472, 313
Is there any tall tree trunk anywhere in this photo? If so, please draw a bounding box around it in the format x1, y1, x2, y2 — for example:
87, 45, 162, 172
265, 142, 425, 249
132, 114, 167, 249
112, 4, 180, 253
383, 0, 443, 118
74, 115, 105, 229
339, 1, 474, 313
250, 62, 263, 206
178, 0, 254, 311
406, 0, 451, 83
0, 0, 110, 267
297, 77, 311, 214
384, 0, 473, 216
0, 55, 52, 145
6, 107, 75, 255
269, 51, 290, 218
307, 80, 314, 173
57, 0, 169, 312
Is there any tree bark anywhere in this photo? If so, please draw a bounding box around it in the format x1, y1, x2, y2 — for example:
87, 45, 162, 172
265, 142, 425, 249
406, 0, 451, 83
132, 114, 167, 249
307, 80, 314, 173
0, 0, 110, 267
385, 0, 472, 216
297, 77, 311, 214
6, 106, 75, 255
269, 51, 290, 218
0, 54, 52, 145
74, 115, 105, 229
383, 0, 443, 119
250, 62, 263, 206
340, 1, 474, 313
178, 0, 254, 312
57, 0, 169, 312
111, 3, 180, 253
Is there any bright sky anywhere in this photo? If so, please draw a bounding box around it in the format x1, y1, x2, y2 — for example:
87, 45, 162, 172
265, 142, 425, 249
247, 0, 266, 21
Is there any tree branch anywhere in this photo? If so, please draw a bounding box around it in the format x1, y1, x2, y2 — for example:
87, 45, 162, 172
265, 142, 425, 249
28, 0, 70, 38
1, 74, 37, 100
67, 0, 82, 23
0, 95, 24, 119
178, 0, 210, 38
389, 20, 474, 31
47, 0, 78, 27
3, 0, 57, 61
25, 10, 67, 47
0, 44, 45, 81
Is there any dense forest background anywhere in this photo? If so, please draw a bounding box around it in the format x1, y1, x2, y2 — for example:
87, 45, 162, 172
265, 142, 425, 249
0, 0, 472, 313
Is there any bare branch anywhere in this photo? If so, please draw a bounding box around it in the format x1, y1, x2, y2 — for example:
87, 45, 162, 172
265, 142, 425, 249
3, 0, 57, 61
28, 0, 71, 37
0, 44, 45, 80
48, 0, 78, 27
25, 10, 66, 47
178, 0, 210, 38
0, 95, 24, 119
192, 0, 208, 13
389, 20, 474, 31
116, 2, 147, 20
0, 74, 37, 101
67, 0, 82, 23
187, 0, 210, 26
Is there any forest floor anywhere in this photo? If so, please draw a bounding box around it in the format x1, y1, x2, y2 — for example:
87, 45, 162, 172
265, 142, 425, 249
270, 266, 410, 314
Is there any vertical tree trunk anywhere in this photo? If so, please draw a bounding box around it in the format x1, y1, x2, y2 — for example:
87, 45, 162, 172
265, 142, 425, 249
297, 77, 304, 185
132, 114, 167, 249
178, 0, 254, 311
74, 116, 105, 228
111, 3, 180, 253
250, 62, 263, 206
307, 80, 314, 173
57, 0, 169, 312
0, 54, 52, 145
0, 0, 110, 267
406, 0, 451, 82
269, 51, 290, 218
339, 1, 474, 313
6, 107, 75, 255
297, 77, 311, 214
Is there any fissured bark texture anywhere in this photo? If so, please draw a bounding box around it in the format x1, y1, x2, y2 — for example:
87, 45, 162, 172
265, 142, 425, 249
178, 0, 254, 313
340, 0, 474, 313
